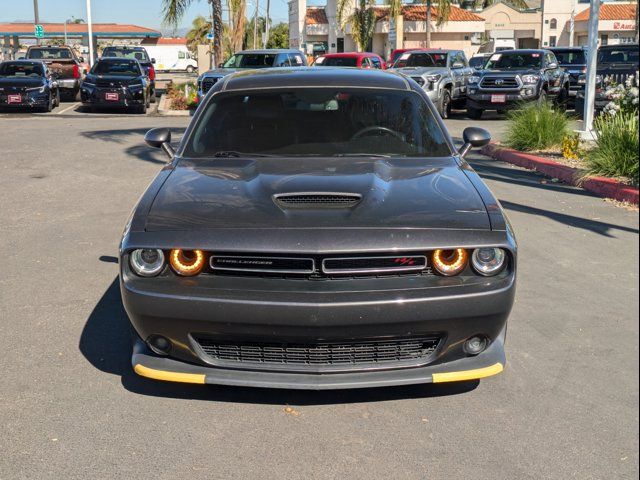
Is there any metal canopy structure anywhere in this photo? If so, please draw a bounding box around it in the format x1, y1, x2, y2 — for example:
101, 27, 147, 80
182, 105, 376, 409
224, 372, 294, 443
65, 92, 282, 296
0, 22, 161, 39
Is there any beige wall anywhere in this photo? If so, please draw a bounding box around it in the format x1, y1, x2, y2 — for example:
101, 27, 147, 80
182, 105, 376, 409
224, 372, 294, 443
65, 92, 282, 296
481, 2, 541, 45
404, 32, 479, 59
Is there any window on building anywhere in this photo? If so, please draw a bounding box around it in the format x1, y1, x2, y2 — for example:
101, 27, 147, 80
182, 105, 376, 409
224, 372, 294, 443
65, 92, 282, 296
550, 18, 558, 30
601, 35, 608, 46
549, 36, 557, 47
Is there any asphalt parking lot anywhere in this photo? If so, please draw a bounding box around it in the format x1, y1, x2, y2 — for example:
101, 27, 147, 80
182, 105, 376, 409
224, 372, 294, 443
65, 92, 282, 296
0, 112, 637, 479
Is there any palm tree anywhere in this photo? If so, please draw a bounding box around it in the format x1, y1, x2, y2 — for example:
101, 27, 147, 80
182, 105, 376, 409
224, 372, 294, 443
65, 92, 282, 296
336, 0, 377, 52
229, 0, 247, 53
385, 0, 453, 48
186, 15, 212, 53
162, 0, 224, 65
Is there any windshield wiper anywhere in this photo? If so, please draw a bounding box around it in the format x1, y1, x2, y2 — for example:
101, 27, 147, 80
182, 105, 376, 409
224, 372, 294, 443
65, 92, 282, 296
212, 151, 273, 158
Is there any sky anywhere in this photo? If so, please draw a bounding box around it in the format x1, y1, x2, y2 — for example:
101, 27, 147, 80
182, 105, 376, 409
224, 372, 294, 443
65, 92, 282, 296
1, 0, 292, 31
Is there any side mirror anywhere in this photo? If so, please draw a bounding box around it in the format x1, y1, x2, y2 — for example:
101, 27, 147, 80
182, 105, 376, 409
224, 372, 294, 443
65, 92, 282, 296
459, 127, 491, 158
546, 62, 558, 70
145, 128, 175, 159
452, 61, 465, 69
151, 58, 156, 64
79, 57, 85, 63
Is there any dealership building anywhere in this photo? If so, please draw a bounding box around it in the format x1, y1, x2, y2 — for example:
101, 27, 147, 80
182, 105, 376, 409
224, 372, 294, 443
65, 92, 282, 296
289, 0, 638, 59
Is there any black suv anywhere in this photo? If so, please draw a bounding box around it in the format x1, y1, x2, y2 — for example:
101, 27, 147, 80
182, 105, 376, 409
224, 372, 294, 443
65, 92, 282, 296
466, 49, 570, 119
102, 46, 156, 103
549, 47, 587, 104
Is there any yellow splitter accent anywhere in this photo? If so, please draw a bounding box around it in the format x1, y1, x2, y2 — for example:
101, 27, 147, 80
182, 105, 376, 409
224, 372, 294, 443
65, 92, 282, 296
134, 362, 504, 385
432, 362, 504, 383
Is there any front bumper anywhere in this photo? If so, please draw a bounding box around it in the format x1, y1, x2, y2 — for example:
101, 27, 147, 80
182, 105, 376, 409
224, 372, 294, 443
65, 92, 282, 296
0, 93, 50, 108
121, 257, 515, 389
467, 88, 539, 110
81, 86, 145, 107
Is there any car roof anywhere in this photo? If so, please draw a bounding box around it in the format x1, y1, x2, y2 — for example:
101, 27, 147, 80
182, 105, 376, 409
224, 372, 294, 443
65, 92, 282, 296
599, 43, 638, 49
549, 47, 586, 51
498, 49, 549, 54
103, 46, 146, 50
2, 59, 45, 64
222, 67, 409, 91
98, 56, 139, 62
321, 52, 379, 58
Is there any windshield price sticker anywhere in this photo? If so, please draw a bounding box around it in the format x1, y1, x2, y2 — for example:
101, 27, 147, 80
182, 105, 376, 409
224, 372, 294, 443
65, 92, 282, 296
490, 54, 502, 62
532, 53, 540, 58
400, 53, 412, 60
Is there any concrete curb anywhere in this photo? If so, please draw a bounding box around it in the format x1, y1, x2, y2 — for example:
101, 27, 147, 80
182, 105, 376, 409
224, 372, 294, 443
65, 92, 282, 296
157, 94, 192, 117
481, 143, 639, 205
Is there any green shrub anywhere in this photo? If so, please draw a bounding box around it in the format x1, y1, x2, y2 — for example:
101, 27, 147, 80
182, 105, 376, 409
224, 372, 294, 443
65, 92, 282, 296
586, 113, 639, 183
505, 103, 570, 151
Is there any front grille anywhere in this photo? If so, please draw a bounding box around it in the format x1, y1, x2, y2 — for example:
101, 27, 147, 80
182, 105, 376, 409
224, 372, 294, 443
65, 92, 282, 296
274, 192, 362, 209
211, 256, 314, 274
194, 337, 441, 371
480, 77, 519, 89
96, 80, 125, 88
201, 77, 218, 93
322, 255, 427, 274
412, 76, 426, 87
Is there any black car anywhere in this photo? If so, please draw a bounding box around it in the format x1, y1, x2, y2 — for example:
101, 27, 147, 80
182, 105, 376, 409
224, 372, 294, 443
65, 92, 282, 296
102, 46, 156, 103
80, 58, 150, 113
0, 60, 59, 112
466, 49, 570, 119
549, 47, 587, 102
120, 68, 517, 390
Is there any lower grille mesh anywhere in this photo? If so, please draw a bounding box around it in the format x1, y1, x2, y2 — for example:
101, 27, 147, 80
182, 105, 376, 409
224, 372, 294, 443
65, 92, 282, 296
194, 337, 440, 369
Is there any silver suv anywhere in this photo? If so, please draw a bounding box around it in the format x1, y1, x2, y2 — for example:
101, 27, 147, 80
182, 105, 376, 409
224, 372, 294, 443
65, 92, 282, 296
197, 49, 307, 101
390, 50, 473, 118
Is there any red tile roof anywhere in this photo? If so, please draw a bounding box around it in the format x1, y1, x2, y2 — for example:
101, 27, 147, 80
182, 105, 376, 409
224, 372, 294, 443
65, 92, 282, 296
306, 8, 328, 25
574, 3, 637, 22
375, 5, 485, 22
0, 22, 160, 36
142, 37, 188, 45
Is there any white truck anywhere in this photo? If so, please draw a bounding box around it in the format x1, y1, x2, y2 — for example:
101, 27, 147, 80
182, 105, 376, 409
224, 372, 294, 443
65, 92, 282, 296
143, 45, 198, 74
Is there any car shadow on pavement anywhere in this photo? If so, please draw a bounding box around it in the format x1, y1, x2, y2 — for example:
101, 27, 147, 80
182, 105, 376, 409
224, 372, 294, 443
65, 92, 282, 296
80, 127, 186, 165
79, 277, 479, 406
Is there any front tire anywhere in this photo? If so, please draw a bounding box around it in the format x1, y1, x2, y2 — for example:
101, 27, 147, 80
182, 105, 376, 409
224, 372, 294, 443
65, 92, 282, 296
439, 89, 452, 119
468, 107, 483, 120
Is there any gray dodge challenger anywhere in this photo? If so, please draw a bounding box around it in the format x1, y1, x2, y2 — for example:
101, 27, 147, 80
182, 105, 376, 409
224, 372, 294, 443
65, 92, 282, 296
120, 67, 517, 389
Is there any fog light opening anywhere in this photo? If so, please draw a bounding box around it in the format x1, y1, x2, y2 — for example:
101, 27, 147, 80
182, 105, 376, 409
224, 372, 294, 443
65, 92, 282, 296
464, 336, 488, 356
147, 335, 172, 356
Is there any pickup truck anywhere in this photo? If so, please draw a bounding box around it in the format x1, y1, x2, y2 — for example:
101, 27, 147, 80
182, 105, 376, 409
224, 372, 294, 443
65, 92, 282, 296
25, 46, 84, 100
466, 49, 570, 119
389, 49, 473, 119
101, 46, 157, 103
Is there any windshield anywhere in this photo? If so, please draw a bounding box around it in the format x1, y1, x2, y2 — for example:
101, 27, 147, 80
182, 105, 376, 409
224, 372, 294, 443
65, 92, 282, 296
393, 53, 447, 69
0, 62, 44, 77
485, 52, 543, 70
598, 48, 639, 64
186, 89, 450, 158
102, 48, 150, 62
315, 56, 358, 67
223, 53, 277, 68
27, 48, 72, 60
91, 60, 141, 76
552, 50, 586, 65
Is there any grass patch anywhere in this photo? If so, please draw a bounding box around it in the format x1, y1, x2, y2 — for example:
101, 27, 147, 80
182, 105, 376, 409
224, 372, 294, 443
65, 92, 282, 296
505, 103, 570, 151
586, 113, 639, 184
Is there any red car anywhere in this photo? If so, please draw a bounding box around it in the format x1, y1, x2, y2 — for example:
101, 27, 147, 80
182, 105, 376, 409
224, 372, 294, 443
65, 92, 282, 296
313, 53, 386, 70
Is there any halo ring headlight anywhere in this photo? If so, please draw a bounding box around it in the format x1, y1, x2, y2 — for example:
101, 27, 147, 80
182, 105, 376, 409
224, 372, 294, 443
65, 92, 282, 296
130, 249, 165, 277
169, 249, 205, 276
431, 249, 468, 276
471, 248, 506, 276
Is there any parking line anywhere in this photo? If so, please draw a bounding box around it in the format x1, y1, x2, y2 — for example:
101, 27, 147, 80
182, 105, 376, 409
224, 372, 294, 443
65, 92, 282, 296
57, 102, 80, 115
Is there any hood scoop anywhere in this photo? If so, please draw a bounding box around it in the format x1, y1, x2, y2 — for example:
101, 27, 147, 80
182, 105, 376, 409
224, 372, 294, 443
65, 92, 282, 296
273, 192, 362, 209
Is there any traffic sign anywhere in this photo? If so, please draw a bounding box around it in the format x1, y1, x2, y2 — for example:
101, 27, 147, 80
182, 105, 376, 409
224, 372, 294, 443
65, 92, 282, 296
34, 24, 44, 38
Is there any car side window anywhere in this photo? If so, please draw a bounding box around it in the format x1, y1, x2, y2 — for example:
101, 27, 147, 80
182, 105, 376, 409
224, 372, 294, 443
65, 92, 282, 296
459, 52, 469, 67
289, 53, 304, 66
178, 51, 186, 59
371, 57, 382, 69
274, 54, 290, 67
361, 57, 371, 68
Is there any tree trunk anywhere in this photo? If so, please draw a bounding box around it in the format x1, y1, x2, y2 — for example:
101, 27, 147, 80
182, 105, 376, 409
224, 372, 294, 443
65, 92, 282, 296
425, 0, 431, 48
211, 0, 224, 65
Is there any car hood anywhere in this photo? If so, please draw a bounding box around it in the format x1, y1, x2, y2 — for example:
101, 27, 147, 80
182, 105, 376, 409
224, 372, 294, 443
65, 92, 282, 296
0, 77, 45, 89
481, 69, 539, 76
202, 68, 242, 78
392, 66, 448, 77
145, 157, 491, 232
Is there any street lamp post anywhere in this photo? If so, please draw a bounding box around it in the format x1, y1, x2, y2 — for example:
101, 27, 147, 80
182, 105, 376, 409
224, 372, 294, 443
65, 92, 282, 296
581, 0, 601, 138
33, 0, 40, 45
86, 0, 94, 66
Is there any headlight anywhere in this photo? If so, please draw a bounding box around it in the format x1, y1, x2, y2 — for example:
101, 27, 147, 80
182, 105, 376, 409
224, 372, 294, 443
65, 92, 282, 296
82, 81, 95, 88
128, 83, 143, 89
426, 74, 441, 82
169, 249, 205, 276
468, 75, 481, 84
471, 248, 506, 276
431, 249, 468, 276
130, 249, 165, 277
26, 86, 46, 93
521, 74, 540, 84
